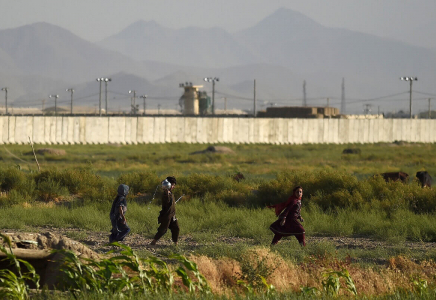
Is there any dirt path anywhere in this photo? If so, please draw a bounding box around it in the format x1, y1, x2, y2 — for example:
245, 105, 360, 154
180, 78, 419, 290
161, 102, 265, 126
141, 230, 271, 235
4, 226, 434, 262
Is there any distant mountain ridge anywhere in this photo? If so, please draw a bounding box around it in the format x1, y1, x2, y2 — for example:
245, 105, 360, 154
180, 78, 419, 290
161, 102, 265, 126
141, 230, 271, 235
1, 8, 436, 113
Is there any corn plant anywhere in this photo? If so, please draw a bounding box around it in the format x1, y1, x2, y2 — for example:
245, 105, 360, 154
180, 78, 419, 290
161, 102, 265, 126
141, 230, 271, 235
0, 233, 40, 300
300, 286, 320, 297
322, 268, 357, 297
412, 277, 428, 296
54, 242, 210, 297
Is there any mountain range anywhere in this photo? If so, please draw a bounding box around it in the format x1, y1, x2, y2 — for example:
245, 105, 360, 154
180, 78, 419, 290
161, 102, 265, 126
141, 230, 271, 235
1, 8, 435, 114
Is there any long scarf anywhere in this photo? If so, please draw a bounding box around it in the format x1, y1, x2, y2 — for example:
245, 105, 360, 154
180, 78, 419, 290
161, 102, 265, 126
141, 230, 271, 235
268, 195, 301, 216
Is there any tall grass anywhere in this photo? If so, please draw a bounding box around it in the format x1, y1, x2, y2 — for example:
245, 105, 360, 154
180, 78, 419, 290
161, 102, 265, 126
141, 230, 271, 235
1, 199, 436, 243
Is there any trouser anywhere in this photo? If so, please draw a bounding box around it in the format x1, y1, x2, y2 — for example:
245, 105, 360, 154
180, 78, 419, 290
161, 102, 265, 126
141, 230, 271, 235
271, 233, 305, 246
110, 218, 131, 242
154, 216, 179, 243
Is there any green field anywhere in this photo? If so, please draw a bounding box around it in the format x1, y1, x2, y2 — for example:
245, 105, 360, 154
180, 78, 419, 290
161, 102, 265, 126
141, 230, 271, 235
1, 142, 435, 299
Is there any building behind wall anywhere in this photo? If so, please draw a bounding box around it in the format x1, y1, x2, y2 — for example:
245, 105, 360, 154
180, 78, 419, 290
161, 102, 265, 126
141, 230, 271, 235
257, 106, 340, 118
179, 83, 212, 115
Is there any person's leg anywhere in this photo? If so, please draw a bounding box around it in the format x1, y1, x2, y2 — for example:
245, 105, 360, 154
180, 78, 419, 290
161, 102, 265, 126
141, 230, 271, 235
168, 218, 180, 244
151, 218, 171, 245
295, 233, 306, 246
271, 234, 282, 245
117, 223, 131, 241
109, 218, 118, 243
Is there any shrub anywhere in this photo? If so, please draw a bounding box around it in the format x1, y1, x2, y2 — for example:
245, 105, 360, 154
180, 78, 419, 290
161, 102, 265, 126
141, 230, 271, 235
117, 171, 160, 195
36, 178, 70, 201
0, 167, 28, 192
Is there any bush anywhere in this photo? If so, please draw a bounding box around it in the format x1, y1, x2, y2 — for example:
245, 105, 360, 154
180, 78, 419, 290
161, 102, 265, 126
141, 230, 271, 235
36, 178, 70, 202
256, 170, 436, 213
117, 171, 160, 195
0, 167, 28, 192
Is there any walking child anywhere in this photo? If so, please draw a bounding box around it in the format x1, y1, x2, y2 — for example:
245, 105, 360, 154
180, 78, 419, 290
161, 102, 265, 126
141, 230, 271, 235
268, 186, 306, 246
109, 184, 131, 243
150, 176, 179, 245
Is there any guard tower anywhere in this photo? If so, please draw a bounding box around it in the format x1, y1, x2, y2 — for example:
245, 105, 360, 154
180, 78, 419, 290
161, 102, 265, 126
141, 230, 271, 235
179, 82, 203, 115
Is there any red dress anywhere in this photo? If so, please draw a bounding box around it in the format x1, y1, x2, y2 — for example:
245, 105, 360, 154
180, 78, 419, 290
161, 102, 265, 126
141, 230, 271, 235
269, 195, 305, 245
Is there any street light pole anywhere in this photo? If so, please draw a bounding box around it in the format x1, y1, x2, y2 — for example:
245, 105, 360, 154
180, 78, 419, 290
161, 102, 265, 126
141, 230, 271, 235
400, 77, 418, 119
129, 90, 136, 115
1, 87, 8, 115
204, 77, 219, 115
140, 95, 147, 115
49, 94, 59, 116
66, 88, 74, 115
104, 78, 111, 115
96, 78, 103, 116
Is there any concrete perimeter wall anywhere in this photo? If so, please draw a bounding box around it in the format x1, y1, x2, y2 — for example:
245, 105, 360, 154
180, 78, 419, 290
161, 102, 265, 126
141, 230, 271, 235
1, 116, 435, 145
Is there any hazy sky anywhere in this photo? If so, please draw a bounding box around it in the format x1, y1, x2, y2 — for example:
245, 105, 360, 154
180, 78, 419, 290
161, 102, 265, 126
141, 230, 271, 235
2, 0, 435, 47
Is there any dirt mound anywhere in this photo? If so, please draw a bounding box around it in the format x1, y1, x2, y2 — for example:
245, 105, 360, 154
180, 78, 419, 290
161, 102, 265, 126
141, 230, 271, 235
36, 148, 67, 156
190, 145, 234, 155
1, 231, 98, 259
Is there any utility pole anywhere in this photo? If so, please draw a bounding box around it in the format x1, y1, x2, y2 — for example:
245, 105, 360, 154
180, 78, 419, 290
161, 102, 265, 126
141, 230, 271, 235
42, 99, 46, 112
224, 97, 227, 112
400, 77, 418, 119
1, 87, 8, 115
204, 77, 219, 115
327, 98, 330, 107
429, 98, 431, 119
129, 90, 136, 115
341, 78, 345, 114
104, 78, 111, 115
66, 88, 74, 114
303, 80, 307, 107
253, 79, 256, 117
96, 78, 103, 116
49, 94, 59, 116
140, 95, 147, 115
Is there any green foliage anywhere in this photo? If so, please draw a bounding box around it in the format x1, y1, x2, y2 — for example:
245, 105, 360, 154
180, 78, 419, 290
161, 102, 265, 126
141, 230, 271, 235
117, 171, 159, 195
322, 269, 357, 296
411, 276, 428, 297
0, 233, 40, 300
0, 167, 29, 192
300, 286, 320, 297
36, 179, 70, 201
56, 242, 210, 297
236, 250, 276, 293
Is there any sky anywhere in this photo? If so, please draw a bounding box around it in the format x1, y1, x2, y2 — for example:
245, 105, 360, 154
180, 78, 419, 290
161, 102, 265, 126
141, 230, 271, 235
2, 0, 436, 47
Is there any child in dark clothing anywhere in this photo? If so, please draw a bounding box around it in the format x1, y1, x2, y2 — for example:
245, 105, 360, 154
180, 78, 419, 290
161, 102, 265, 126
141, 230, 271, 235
150, 176, 179, 246
268, 186, 306, 246
109, 184, 131, 243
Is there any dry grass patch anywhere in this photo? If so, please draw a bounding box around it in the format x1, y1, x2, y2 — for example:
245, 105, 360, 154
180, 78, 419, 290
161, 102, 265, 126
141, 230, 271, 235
189, 249, 436, 296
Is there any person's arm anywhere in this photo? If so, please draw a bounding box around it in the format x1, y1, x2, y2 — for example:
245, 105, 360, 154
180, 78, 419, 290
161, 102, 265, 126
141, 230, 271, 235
119, 206, 126, 224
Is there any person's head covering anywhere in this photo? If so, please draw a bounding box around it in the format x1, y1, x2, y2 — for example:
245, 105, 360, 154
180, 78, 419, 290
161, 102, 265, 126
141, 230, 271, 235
268, 187, 303, 216
166, 176, 176, 186
117, 184, 129, 197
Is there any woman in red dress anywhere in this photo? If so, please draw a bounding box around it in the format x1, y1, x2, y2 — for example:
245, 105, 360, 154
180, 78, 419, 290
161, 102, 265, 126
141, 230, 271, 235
268, 186, 306, 246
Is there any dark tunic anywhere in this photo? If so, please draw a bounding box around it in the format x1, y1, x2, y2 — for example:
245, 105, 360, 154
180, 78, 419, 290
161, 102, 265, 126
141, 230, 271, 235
158, 190, 176, 223
109, 184, 130, 242
154, 189, 179, 242
269, 198, 305, 236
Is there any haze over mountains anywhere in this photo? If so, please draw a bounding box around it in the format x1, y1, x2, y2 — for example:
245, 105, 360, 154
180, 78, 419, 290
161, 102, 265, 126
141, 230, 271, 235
1, 8, 435, 114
